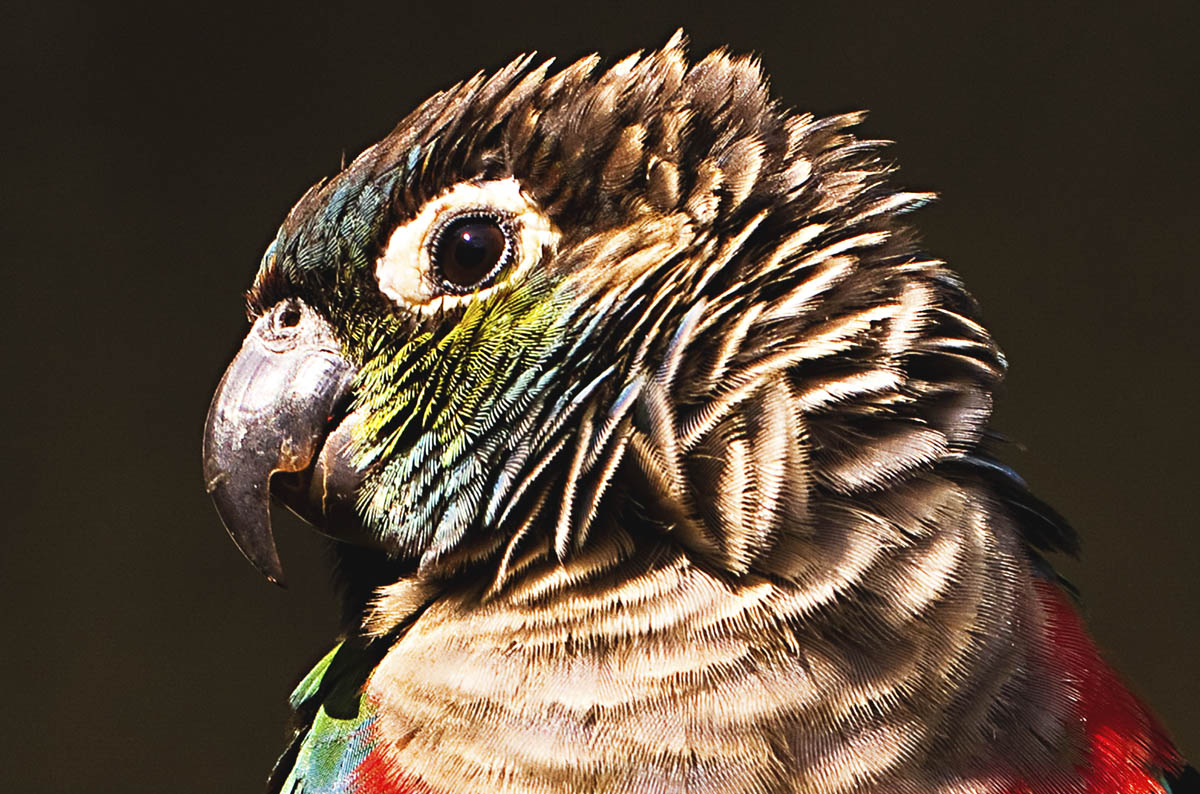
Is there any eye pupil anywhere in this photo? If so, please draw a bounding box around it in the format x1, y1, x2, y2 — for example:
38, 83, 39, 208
436, 216, 509, 289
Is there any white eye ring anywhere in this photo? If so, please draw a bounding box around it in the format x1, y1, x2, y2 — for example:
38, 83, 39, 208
375, 178, 558, 313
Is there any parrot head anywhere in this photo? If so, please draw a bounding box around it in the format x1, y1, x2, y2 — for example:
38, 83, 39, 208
203, 33, 1035, 598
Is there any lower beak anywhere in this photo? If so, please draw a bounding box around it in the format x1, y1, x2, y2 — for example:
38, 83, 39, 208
201, 299, 359, 584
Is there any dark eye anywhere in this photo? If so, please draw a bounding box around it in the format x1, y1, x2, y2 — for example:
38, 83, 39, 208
433, 214, 511, 291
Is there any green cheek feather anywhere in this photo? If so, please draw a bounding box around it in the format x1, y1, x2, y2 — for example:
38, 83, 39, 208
350, 272, 581, 560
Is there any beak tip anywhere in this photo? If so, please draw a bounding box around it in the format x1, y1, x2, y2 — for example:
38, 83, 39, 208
246, 541, 286, 587
208, 485, 289, 586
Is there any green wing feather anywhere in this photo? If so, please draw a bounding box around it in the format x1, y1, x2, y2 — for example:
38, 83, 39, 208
268, 643, 387, 794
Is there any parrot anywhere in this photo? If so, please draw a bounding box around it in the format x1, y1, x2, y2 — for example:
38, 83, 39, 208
202, 34, 1194, 794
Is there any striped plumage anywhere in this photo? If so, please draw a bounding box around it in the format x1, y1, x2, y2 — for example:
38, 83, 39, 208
203, 34, 1189, 794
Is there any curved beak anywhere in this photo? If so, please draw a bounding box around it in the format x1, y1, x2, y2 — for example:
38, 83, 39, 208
202, 299, 357, 585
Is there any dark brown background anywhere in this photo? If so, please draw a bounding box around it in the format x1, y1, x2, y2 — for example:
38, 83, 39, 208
4, 1, 1196, 790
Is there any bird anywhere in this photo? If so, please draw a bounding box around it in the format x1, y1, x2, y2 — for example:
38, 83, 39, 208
202, 33, 1193, 794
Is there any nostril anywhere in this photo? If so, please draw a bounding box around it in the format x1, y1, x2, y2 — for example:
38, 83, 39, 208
278, 304, 302, 328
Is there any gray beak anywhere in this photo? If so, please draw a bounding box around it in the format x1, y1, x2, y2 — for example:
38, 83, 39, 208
202, 299, 357, 585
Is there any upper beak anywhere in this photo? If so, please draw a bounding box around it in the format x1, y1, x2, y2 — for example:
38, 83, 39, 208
202, 299, 358, 584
